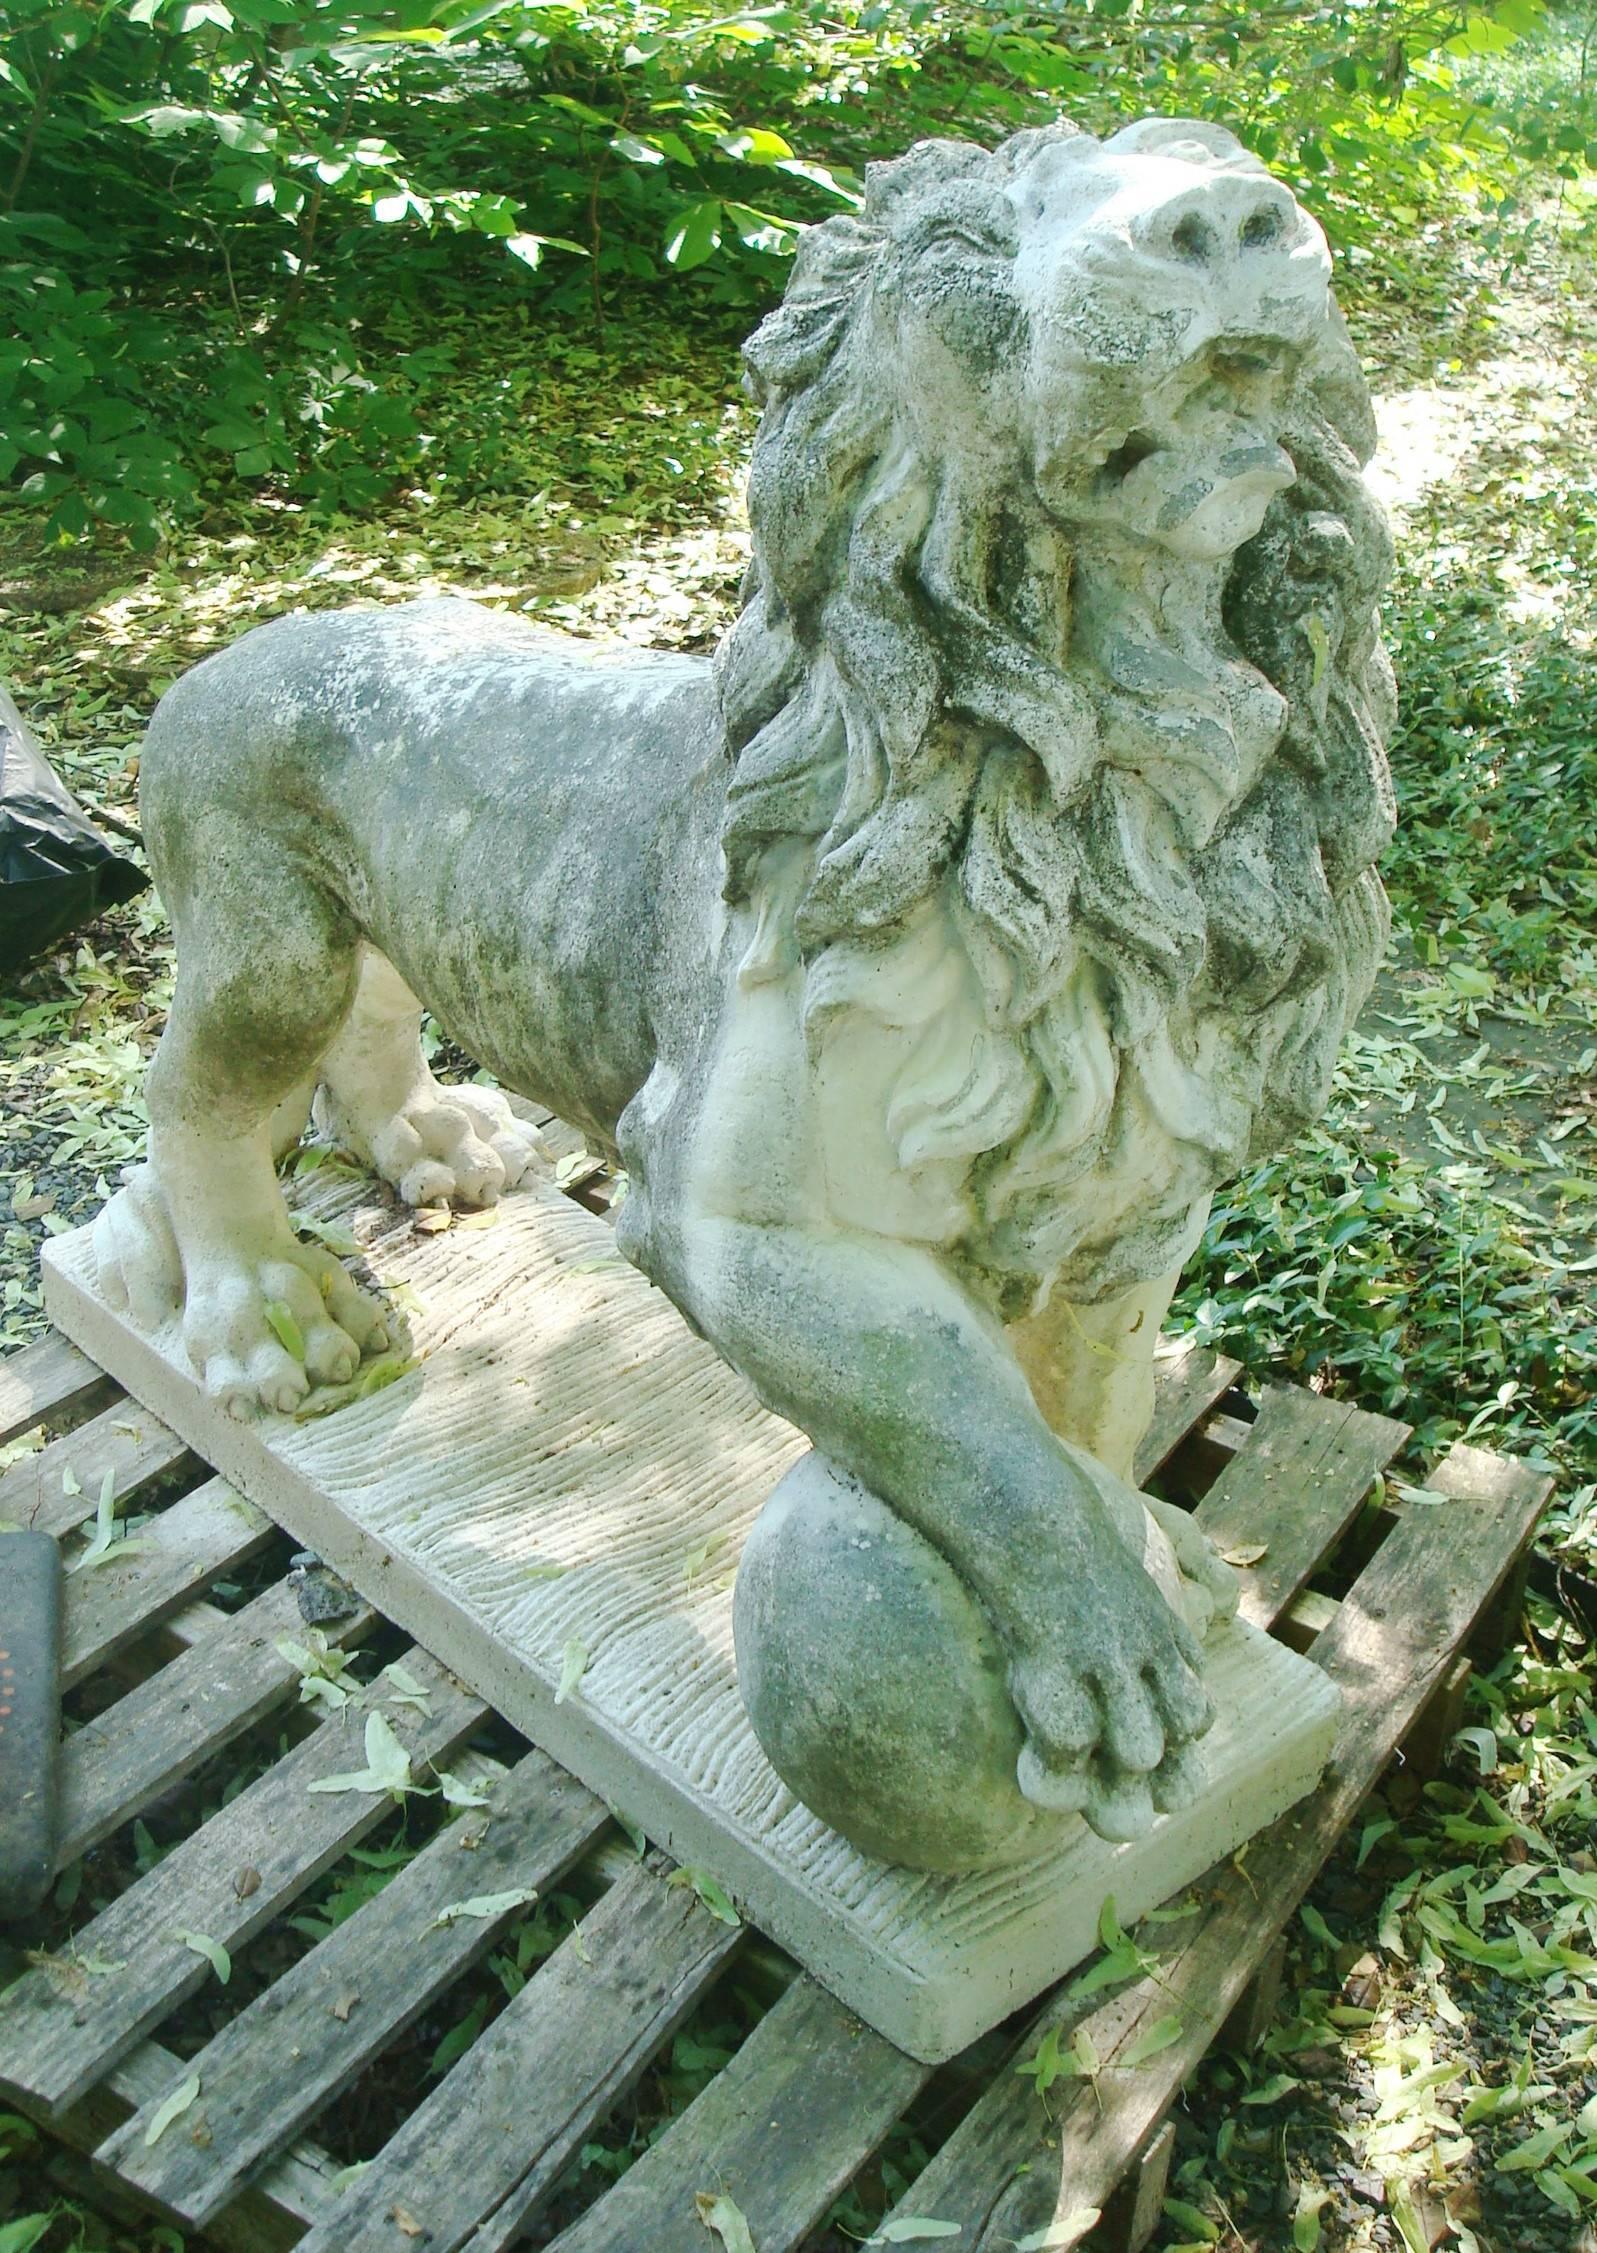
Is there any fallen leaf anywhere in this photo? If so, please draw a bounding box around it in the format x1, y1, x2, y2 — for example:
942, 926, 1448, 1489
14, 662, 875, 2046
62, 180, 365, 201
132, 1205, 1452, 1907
176, 1930, 231, 1985
435, 1766, 492, 1810
389, 2205, 425, 2239
695, 2191, 757, 2252
555, 1637, 588, 1705
233, 1865, 261, 1900
1014, 2216, 1103, 2252
668, 1866, 740, 1926
432, 1887, 538, 1928
332, 1991, 359, 2022
307, 1709, 417, 1799
262, 1297, 306, 1361
414, 1209, 453, 1234
1221, 1542, 1268, 1568
1121, 2012, 1184, 2067
385, 1660, 433, 1714
145, 2074, 201, 2147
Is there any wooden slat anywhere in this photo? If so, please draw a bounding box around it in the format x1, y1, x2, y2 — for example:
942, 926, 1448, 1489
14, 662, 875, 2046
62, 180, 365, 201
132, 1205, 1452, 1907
57, 1576, 372, 1867
545, 1973, 930, 2253
0, 1397, 194, 1538
62, 1475, 273, 1687
1135, 1345, 1243, 1485
1193, 1384, 1410, 1627
293, 1859, 744, 2253
0, 1331, 113, 1447
43, 2036, 341, 2253
879, 1441, 1552, 2250
0, 1648, 486, 2115
102, 1747, 611, 2225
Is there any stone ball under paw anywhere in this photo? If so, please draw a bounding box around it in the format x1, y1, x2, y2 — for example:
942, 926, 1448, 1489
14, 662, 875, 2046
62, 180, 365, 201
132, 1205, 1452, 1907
734, 1451, 1054, 1871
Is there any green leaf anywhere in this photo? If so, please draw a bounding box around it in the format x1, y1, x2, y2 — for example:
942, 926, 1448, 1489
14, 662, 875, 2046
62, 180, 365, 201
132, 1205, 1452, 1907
1299, 1903, 1339, 1949
145, 2073, 200, 2147
1241, 2071, 1302, 2105
1454, 1725, 1499, 1774
432, 1887, 538, 1927
664, 200, 723, 271
72, 1468, 148, 1573
1385, 2179, 1429, 2253
1161, 2201, 1219, 2244
1121, 2013, 1184, 2067
435, 1767, 492, 1809
505, 233, 586, 270
1014, 2216, 1102, 2252
1499, 2121, 1572, 2171
668, 1866, 740, 1926
695, 2193, 757, 2253
307, 1710, 417, 1798
0, 2219, 53, 2253
385, 1661, 433, 1714
1292, 2184, 1331, 2251
1015, 2025, 1075, 2096
1356, 1817, 1396, 1870
428, 1994, 488, 2076
176, 1930, 231, 1984
262, 1297, 305, 1361
870, 2224, 962, 2245
554, 1638, 587, 1705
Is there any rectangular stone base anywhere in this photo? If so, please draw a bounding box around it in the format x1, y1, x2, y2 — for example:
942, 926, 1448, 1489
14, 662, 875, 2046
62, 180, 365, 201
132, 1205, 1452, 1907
43, 1183, 1340, 2062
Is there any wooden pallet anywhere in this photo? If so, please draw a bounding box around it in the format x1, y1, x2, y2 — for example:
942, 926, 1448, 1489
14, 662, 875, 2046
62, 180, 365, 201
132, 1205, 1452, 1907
0, 1139, 1552, 2253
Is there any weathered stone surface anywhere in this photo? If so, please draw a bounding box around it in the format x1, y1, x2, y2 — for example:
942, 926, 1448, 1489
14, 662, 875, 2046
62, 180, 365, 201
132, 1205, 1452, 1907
83, 115, 1390, 1869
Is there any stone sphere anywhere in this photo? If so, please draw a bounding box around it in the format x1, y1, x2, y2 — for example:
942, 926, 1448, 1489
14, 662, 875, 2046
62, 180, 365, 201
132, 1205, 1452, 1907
734, 1450, 1056, 1870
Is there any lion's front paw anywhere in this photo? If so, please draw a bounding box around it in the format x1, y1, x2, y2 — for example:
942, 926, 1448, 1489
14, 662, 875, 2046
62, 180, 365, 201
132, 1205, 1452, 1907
370, 1084, 549, 1210
94, 1166, 182, 1331
1142, 1491, 1241, 1638
183, 1240, 396, 1419
1008, 1553, 1215, 1843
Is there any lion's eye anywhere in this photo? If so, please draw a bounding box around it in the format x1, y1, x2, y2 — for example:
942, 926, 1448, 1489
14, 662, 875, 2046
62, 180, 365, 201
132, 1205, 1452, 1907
921, 223, 1014, 261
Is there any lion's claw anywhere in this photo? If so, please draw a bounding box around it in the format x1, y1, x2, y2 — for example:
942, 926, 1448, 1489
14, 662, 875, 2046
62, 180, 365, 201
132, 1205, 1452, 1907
183, 1241, 393, 1418
1143, 1492, 1241, 1631
371, 1084, 548, 1210
1008, 1547, 1216, 1843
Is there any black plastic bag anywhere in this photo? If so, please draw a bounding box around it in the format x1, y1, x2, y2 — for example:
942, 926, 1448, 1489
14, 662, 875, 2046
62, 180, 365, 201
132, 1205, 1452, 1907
0, 682, 146, 974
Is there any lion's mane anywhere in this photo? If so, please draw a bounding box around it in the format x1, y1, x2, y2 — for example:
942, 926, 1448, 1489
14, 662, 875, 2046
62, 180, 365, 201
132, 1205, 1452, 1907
714, 122, 1395, 1311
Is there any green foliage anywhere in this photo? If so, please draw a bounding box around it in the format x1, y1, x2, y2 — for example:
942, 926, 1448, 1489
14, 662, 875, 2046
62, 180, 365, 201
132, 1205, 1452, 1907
0, 0, 1574, 548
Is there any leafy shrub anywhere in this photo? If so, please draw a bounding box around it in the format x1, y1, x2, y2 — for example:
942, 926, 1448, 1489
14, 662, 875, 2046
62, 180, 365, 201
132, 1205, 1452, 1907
0, 0, 1570, 547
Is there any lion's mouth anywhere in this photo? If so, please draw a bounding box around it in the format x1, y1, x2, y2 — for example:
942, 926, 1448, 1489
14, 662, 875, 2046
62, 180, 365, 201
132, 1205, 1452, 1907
1088, 431, 1162, 484
1082, 424, 1291, 493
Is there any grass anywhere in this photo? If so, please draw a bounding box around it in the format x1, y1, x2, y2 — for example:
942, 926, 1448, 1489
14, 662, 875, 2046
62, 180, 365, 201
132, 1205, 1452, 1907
2, 16, 1597, 2253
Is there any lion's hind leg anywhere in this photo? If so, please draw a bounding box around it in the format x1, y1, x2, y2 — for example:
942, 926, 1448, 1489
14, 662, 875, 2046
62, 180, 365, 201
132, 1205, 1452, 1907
100, 834, 395, 1417
314, 950, 550, 1209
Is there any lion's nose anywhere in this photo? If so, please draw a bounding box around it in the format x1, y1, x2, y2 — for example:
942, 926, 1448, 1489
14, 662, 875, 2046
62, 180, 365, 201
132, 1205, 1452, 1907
1136, 175, 1301, 267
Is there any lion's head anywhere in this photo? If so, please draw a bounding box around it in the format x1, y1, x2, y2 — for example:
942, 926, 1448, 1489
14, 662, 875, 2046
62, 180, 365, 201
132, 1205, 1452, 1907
716, 119, 1395, 1310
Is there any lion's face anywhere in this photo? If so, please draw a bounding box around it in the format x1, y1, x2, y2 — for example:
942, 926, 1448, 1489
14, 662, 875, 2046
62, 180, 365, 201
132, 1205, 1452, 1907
883, 121, 1335, 565
725, 119, 1392, 1307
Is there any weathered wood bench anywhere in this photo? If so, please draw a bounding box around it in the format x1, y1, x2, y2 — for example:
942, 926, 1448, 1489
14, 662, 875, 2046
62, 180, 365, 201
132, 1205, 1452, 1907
0, 1134, 1551, 2253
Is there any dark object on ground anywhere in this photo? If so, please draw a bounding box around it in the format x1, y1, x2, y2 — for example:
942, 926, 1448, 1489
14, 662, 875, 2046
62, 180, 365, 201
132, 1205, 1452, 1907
289, 1550, 363, 1625
0, 681, 145, 973
0, 1531, 61, 1922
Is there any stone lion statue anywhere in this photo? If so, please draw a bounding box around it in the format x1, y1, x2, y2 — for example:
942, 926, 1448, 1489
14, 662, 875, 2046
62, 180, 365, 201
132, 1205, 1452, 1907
97, 116, 1393, 1871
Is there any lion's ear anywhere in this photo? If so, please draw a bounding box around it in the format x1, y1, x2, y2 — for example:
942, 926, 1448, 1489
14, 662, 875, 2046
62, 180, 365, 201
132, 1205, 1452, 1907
744, 217, 879, 395
862, 139, 991, 220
